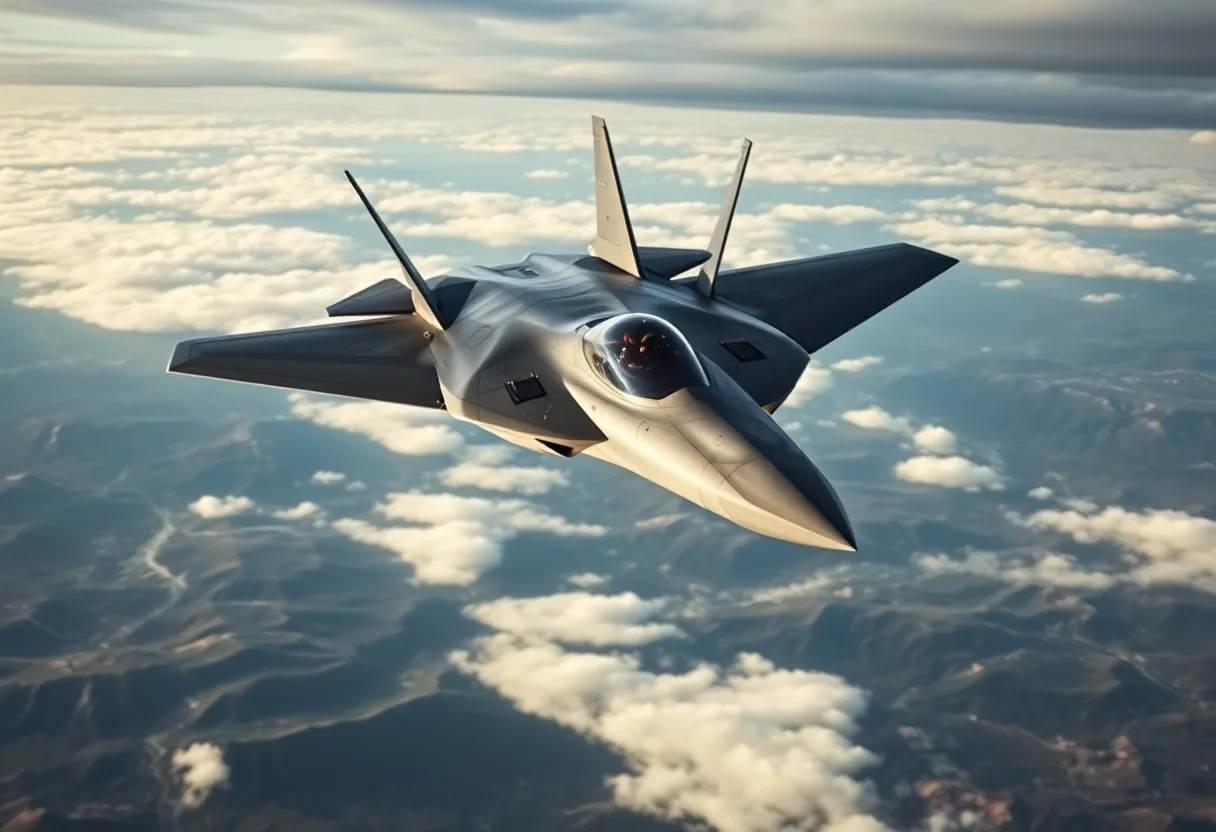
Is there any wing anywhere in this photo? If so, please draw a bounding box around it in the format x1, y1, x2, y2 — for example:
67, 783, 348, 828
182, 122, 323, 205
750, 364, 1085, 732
711, 243, 959, 355
168, 317, 443, 408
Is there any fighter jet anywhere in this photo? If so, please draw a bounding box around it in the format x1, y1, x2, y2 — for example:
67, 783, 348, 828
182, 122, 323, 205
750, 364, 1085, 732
168, 116, 957, 550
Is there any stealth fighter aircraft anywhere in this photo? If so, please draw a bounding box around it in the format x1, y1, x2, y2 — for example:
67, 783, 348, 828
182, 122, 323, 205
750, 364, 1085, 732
169, 116, 958, 550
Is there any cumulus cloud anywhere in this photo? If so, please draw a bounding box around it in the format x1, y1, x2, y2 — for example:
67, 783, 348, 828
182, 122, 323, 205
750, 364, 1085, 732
839, 408, 1000, 487
524, 168, 570, 179
1027, 486, 1055, 500
894, 456, 1004, 491
271, 501, 321, 520
310, 470, 346, 485
1081, 292, 1123, 304
783, 363, 833, 407
465, 593, 684, 646
842, 406, 912, 434
452, 590, 886, 832
439, 461, 569, 494
988, 278, 1023, 289
289, 394, 464, 456
887, 217, 1180, 281
914, 550, 1115, 591
332, 490, 606, 585
187, 494, 255, 518
911, 425, 957, 455
1192, 131, 1216, 145
830, 356, 883, 373
171, 743, 230, 809
1008, 504, 1216, 590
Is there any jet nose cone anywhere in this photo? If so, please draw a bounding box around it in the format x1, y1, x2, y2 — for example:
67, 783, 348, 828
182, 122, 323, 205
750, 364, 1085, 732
722, 456, 857, 551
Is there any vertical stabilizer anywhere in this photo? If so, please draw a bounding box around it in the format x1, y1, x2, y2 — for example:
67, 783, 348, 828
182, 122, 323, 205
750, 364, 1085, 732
590, 115, 643, 278
344, 170, 447, 331
696, 138, 752, 298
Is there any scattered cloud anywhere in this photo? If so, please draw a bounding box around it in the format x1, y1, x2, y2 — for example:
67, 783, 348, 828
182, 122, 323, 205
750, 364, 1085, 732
568, 572, 609, 589
894, 456, 1005, 491
914, 550, 1115, 591
842, 406, 912, 434
783, 363, 833, 407
1192, 131, 1216, 145
272, 501, 321, 520
452, 589, 885, 832
830, 356, 883, 373
634, 513, 686, 531
187, 494, 255, 519
333, 490, 606, 585
888, 218, 1181, 281
525, 168, 570, 179
1027, 486, 1055, 500
989, 278, 1024, 289
992, 184, 1183, 210
309, 470, 346, 485
465, 592, 684, 646
289, 394, 464, 456
171, 743, 230, 809
440, 461, 569, 494
1081, 292, 1123, 304
912, 425, 958, 455
1008, 504, 1216, 590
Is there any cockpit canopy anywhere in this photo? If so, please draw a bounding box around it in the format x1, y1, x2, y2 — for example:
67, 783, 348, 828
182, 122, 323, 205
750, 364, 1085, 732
582, 313, 708, 400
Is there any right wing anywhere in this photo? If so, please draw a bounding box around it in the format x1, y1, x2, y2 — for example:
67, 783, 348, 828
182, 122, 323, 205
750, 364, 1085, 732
168, 317, 443, 408
711, 243, 959, 355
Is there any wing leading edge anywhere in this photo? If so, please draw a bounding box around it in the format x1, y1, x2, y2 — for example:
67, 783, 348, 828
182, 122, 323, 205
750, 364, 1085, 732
710, 243, 959, 355
167, 317, 443, 408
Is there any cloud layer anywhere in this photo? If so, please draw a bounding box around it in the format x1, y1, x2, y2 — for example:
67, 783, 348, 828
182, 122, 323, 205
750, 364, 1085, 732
2, 1, 1215, 127
453, 590, 887, 832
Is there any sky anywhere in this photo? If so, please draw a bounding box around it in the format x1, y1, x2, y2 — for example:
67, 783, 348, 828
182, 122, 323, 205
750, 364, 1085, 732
2, 2, 1216, 829
1, 0, 1215, 128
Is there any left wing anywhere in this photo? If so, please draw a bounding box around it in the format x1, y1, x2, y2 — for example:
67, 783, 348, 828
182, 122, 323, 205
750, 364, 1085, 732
710, 243, 959, 355
168, 317, 443, 408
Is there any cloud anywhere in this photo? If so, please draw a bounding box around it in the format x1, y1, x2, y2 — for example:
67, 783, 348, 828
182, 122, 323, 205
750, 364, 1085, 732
747, 574, 839, 605
1192, 131, 1216, 145
452, 590, 886, 832
782, 364, 833, 407
271, 501, 321, 520
991, 184, 1183, 210
465, 592, 684, 646
187, 494, 255, 518
171, 743, 230, 809
309, 470, 346, 485
973, 202, 1205, 232
1008, 504, 1216, 590
332, 490, 606, 585
911, 425, 957, 455
887, 218, 1180, 281
2, 9, 1214, 131
634, 513, 686, 531
1081, 292, 1123, 304
842, 406, 912, 434
1027, 486, 1055, 500
914, 551, 1115, 591
289, 394, 464, 456
894, 456, 1004, 491
524, 168, 570, 179
988, 279, 1024, 289
567, 572, 609, 589
439, 461, 569, 494
830, 356, 883, 373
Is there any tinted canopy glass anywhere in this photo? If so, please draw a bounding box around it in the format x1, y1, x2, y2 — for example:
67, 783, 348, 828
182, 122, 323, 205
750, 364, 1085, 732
582, 313, 708, 399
